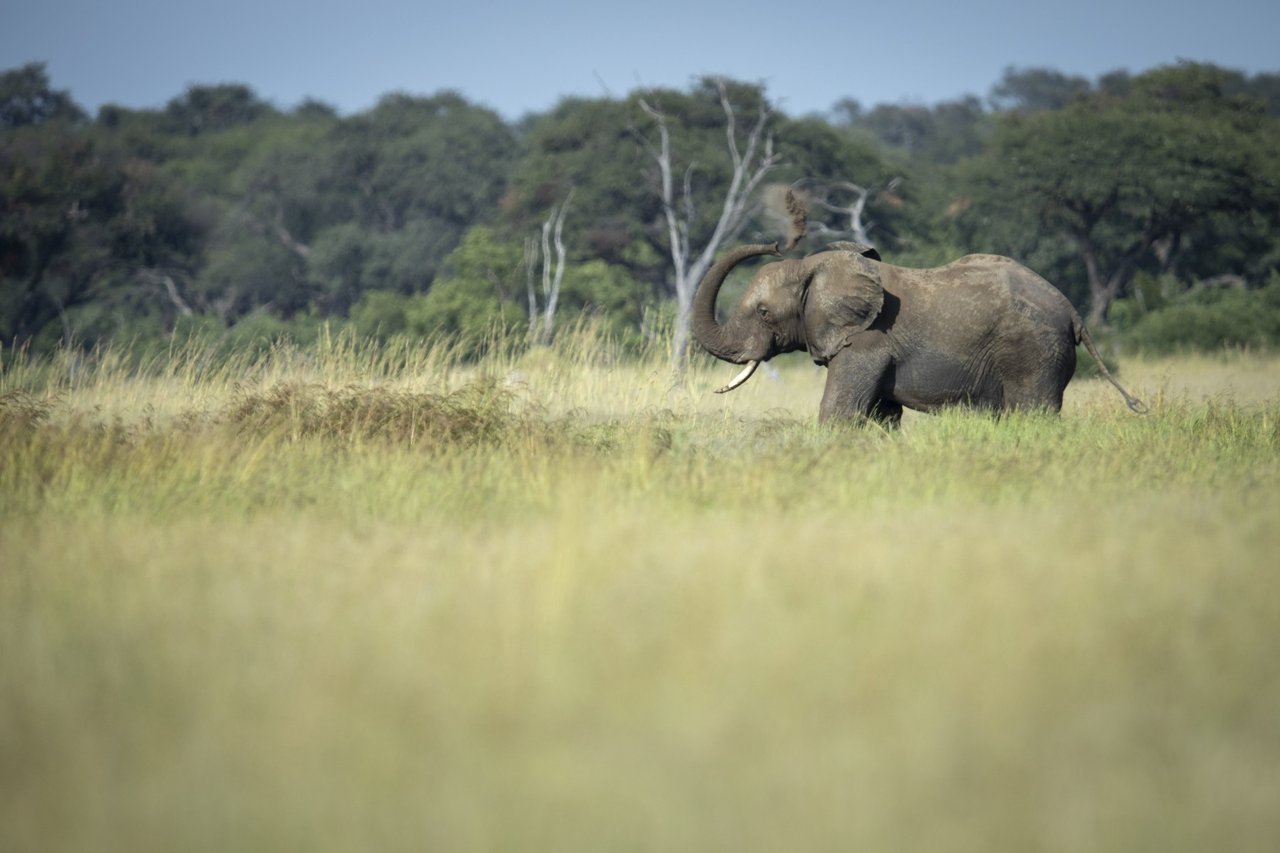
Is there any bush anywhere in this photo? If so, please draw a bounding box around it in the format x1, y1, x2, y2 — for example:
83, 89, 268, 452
222, 380, 526, 447
1122, 276, 1280, 353
222, 310, 326, 357
348, 290, 416, 342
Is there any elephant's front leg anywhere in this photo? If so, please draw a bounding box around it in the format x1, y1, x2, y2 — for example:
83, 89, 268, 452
819, 347, 893, 424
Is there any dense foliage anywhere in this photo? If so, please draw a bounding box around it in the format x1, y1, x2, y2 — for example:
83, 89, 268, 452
3, 61, 1278, 356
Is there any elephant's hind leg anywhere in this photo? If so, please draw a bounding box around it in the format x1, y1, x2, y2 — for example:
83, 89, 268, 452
1005, 384, 1064, 413
1000, 335, 1076, 413
1003, 363, 1072, 412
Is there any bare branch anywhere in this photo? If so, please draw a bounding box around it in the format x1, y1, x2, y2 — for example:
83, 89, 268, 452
273, 207, 311, 259
541, 189, 574, 345
800, 177, 900, 246
639, 98, 690, 287
680, 164, 699, 240
635, 99, 666, 161
637, 79, 783, 368
688, 85, 781, 280
719, 84, 742, 166
138, 268, 193, 317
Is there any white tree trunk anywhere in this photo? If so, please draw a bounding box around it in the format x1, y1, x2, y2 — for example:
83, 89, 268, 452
639, 81, 780, 370
540, 189, 573, 346
525, 190, 574, 346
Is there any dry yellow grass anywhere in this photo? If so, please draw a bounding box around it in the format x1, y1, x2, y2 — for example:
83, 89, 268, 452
2, 339, 1278, 852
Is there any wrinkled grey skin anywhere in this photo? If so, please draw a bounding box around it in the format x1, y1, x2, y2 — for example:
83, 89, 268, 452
692, 241, 1145, 424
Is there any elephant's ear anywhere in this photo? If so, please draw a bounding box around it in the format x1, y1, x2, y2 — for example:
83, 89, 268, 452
803, 252, 885, 365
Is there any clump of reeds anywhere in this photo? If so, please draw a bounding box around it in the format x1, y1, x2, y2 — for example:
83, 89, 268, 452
217, 377, 674, 456
0, 390, 55, 433
221, 380, 530, 448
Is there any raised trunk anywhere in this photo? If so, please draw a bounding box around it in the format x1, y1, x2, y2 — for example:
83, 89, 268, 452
690, 242, 779, 362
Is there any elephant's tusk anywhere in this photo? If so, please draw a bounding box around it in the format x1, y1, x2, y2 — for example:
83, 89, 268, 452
714, 360, 760, 394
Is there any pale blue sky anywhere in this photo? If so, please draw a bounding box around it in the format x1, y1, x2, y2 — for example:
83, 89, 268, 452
3, 0, 1277, 119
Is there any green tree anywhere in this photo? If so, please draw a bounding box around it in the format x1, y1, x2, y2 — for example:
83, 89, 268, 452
512, 78, 933, 360
511, 80, 785, 364
181, 111, 342, 321
179, 90, 517, 325
283, 92, 517, 314
967, 63, 1280, 325
989, 66, 1091, 113
833, 96, 990, 165
306, 219, 453, 313
506, 95, 656, 270
332, 92, 516, 233
163, 83, 276, 136
348, 289, 415, 340
0, 63, 86, 129
412, 226, 526, 345
1242, 72, 1280, 116
555, 259, 649, 342
0, 122, 205, 346
194, 234, 304, 322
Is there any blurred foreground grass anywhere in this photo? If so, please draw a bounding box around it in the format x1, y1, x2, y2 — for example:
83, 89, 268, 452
2, 337, 1278, 851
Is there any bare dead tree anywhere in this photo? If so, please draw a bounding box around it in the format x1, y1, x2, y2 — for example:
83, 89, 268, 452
802, 177, 902, 246
637, 80, 781, 368
539, 189, 573, 346
132, 266, 246, 333
237, 174, 313, 261
271, 206, 312, 260
137, 268, 194, 317
525, 189, 574, 347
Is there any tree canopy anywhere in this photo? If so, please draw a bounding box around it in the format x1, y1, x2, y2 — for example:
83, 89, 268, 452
965, 63, 1280, 323
0, 63, 86, 129
2, 60, 1277, 353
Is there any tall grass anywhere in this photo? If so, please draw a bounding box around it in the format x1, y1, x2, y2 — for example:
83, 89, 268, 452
2, 332, 1278, 852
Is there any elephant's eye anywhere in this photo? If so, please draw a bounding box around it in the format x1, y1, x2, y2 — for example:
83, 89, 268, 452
756, 303, 770, 320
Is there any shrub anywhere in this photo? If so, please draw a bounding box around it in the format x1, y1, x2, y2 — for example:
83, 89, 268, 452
223, 380, 526, 447
1122, 276, 1280, 353
347, 290, 416, 342
219, 311, 327, 359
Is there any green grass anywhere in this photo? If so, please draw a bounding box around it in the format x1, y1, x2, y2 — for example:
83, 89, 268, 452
2, 336, 1279, 852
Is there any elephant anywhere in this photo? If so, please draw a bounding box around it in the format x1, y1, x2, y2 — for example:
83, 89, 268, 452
692, 236, 1146, 424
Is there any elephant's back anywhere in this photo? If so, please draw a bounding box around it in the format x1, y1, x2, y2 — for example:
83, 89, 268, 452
919, 254, 1030, 293
884, 254, 1077, 336
932, 255, 1075, 323
1002, 262, 1079, 328
947, 253, 1022, 268
897, 255, 1027, 319
889, 254, 1078, 357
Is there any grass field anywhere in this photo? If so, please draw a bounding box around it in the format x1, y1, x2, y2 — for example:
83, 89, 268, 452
2, 335, 1279, 852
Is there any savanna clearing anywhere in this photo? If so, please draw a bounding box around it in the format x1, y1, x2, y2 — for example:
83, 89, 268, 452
2, 336, 1279, 852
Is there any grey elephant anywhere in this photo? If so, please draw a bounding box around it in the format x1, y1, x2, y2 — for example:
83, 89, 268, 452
692, 233, 1145, 424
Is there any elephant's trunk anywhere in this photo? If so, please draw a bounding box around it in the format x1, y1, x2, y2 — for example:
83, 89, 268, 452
691, 242, 780, 363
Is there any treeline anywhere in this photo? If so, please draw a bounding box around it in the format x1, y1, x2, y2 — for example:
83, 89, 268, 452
3, 61, 1279, 357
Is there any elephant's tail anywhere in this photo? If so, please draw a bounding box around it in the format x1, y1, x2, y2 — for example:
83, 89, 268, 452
1073, 316, 1148, 414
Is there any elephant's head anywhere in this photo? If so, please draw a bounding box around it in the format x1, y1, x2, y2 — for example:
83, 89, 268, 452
692, 240, 885, 392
